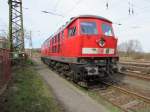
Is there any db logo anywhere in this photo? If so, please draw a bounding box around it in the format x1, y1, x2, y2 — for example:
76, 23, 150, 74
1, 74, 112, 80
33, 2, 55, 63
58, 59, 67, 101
97, 38, 105, 47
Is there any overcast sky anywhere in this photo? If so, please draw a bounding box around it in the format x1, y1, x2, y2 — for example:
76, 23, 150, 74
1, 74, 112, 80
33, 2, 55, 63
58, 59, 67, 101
0, 0, 150, 52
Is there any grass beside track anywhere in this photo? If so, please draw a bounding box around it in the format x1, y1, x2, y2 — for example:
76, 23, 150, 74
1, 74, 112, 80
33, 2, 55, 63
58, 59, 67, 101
0, 63, 62, 112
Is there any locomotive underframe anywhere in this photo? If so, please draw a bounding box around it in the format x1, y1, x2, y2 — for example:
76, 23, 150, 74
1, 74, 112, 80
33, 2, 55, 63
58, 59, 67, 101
41, 56, 118, 86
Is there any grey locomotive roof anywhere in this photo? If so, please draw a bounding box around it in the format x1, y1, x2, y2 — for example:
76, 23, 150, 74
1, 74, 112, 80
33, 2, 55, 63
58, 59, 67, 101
56, 15, 112, 34
73, 15, 112, 23
62, 15, 112, 31
43, 15, 112, 45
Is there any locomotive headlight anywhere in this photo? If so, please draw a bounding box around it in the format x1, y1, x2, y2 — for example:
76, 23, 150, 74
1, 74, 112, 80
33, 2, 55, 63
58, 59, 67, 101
99, 38, 105, 47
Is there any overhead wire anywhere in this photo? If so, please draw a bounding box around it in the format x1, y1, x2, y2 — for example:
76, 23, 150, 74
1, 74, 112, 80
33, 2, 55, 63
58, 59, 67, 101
22, 0, 150, 36
116, 5, 150, 25
112, 0, 150, 26
23, 6, 64, 18
96, 0, 149, 24
44, 0, 150, 34
63, 0, 83, 17
53, 0, 60, 12
55, 0, 84, 28
41, 10, 64, 17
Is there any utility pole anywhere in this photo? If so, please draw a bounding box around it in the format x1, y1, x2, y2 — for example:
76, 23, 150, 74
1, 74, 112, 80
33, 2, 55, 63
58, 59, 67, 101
8, 0, 24, 54
29, 31, 32, 57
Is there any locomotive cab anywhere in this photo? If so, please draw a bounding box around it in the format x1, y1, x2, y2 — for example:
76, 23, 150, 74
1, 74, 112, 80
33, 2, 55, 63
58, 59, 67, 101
78, 18, 117, 57
75, 17, 119, 77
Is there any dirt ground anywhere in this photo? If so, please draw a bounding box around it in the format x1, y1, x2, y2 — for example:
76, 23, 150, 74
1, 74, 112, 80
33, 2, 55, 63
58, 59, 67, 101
34, 58, 110, 112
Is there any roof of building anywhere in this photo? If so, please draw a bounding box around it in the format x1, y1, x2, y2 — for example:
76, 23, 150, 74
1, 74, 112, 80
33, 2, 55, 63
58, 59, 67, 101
0, 36, 8, 42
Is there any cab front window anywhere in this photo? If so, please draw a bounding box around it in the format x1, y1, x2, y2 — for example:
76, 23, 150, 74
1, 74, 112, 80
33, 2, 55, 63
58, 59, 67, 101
102, 24, 113, 36
80, 22, 98, 35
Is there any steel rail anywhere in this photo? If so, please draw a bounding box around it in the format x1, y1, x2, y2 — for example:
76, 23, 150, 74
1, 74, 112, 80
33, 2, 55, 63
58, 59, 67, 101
120, 61, 150, 66
119, 71, 150, 81
103, 82, 150, 104
96, 92, 129, 112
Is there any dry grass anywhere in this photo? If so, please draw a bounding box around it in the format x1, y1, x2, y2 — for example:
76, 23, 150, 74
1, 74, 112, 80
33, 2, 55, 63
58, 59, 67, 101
119, 52, 150, 61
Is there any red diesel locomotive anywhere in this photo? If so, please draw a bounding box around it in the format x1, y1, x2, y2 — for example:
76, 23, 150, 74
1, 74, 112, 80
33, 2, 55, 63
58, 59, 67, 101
41, 15, 119, 85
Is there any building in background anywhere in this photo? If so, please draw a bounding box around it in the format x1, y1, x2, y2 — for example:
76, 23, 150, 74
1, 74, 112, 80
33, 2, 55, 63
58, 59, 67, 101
0, 36, 8, 49
0, 36, 11, 95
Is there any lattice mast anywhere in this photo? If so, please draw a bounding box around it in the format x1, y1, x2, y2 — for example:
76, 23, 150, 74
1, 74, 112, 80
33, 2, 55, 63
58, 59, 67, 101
8, 0, 24, 52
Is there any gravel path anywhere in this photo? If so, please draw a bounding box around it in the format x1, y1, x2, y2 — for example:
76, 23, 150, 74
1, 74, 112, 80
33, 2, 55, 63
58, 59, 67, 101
34, 58, 110, 112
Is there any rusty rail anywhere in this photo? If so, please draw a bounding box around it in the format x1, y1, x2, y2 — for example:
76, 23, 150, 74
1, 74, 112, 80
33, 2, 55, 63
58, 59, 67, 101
119, 71, 150, 81
103, 82, 150, 104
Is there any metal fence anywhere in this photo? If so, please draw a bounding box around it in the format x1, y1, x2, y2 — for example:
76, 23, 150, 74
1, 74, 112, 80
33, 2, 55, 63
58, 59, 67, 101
0, 49, 11, 93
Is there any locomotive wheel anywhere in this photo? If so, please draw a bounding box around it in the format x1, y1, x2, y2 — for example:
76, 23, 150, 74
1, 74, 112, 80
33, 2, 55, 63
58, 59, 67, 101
71, 72, 79, 83
77, 73, 88, 88
78, 81, 88, 89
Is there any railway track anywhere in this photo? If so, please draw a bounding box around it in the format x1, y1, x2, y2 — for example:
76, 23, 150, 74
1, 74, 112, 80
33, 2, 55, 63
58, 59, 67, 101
120, 65, 150, 74
118, 71, 150, 81
120, 61, 150, 67
91, 82, 150, 112
56, 68, 150, 112
120, 61, 150, 76
103, 82, 150, 103
43, 61, 150, 112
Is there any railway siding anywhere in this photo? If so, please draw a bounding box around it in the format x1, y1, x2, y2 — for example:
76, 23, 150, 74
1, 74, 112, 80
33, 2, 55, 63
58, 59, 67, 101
120, 61, 150, 74
91, 83, 150, 112
119, 71, 150, 81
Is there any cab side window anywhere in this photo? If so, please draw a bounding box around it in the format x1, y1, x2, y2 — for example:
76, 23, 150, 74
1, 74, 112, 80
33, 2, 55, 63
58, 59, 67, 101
68, 26, 76, 37
102, 23, 113, 36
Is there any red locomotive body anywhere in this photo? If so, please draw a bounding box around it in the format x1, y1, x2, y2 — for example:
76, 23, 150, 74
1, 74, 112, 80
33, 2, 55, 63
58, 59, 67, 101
41, 15, 119, 85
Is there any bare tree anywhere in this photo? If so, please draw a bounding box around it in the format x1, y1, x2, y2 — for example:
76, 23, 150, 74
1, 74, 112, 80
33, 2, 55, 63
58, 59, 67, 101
0, 30, 8, 37
118, 39, 143, 56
